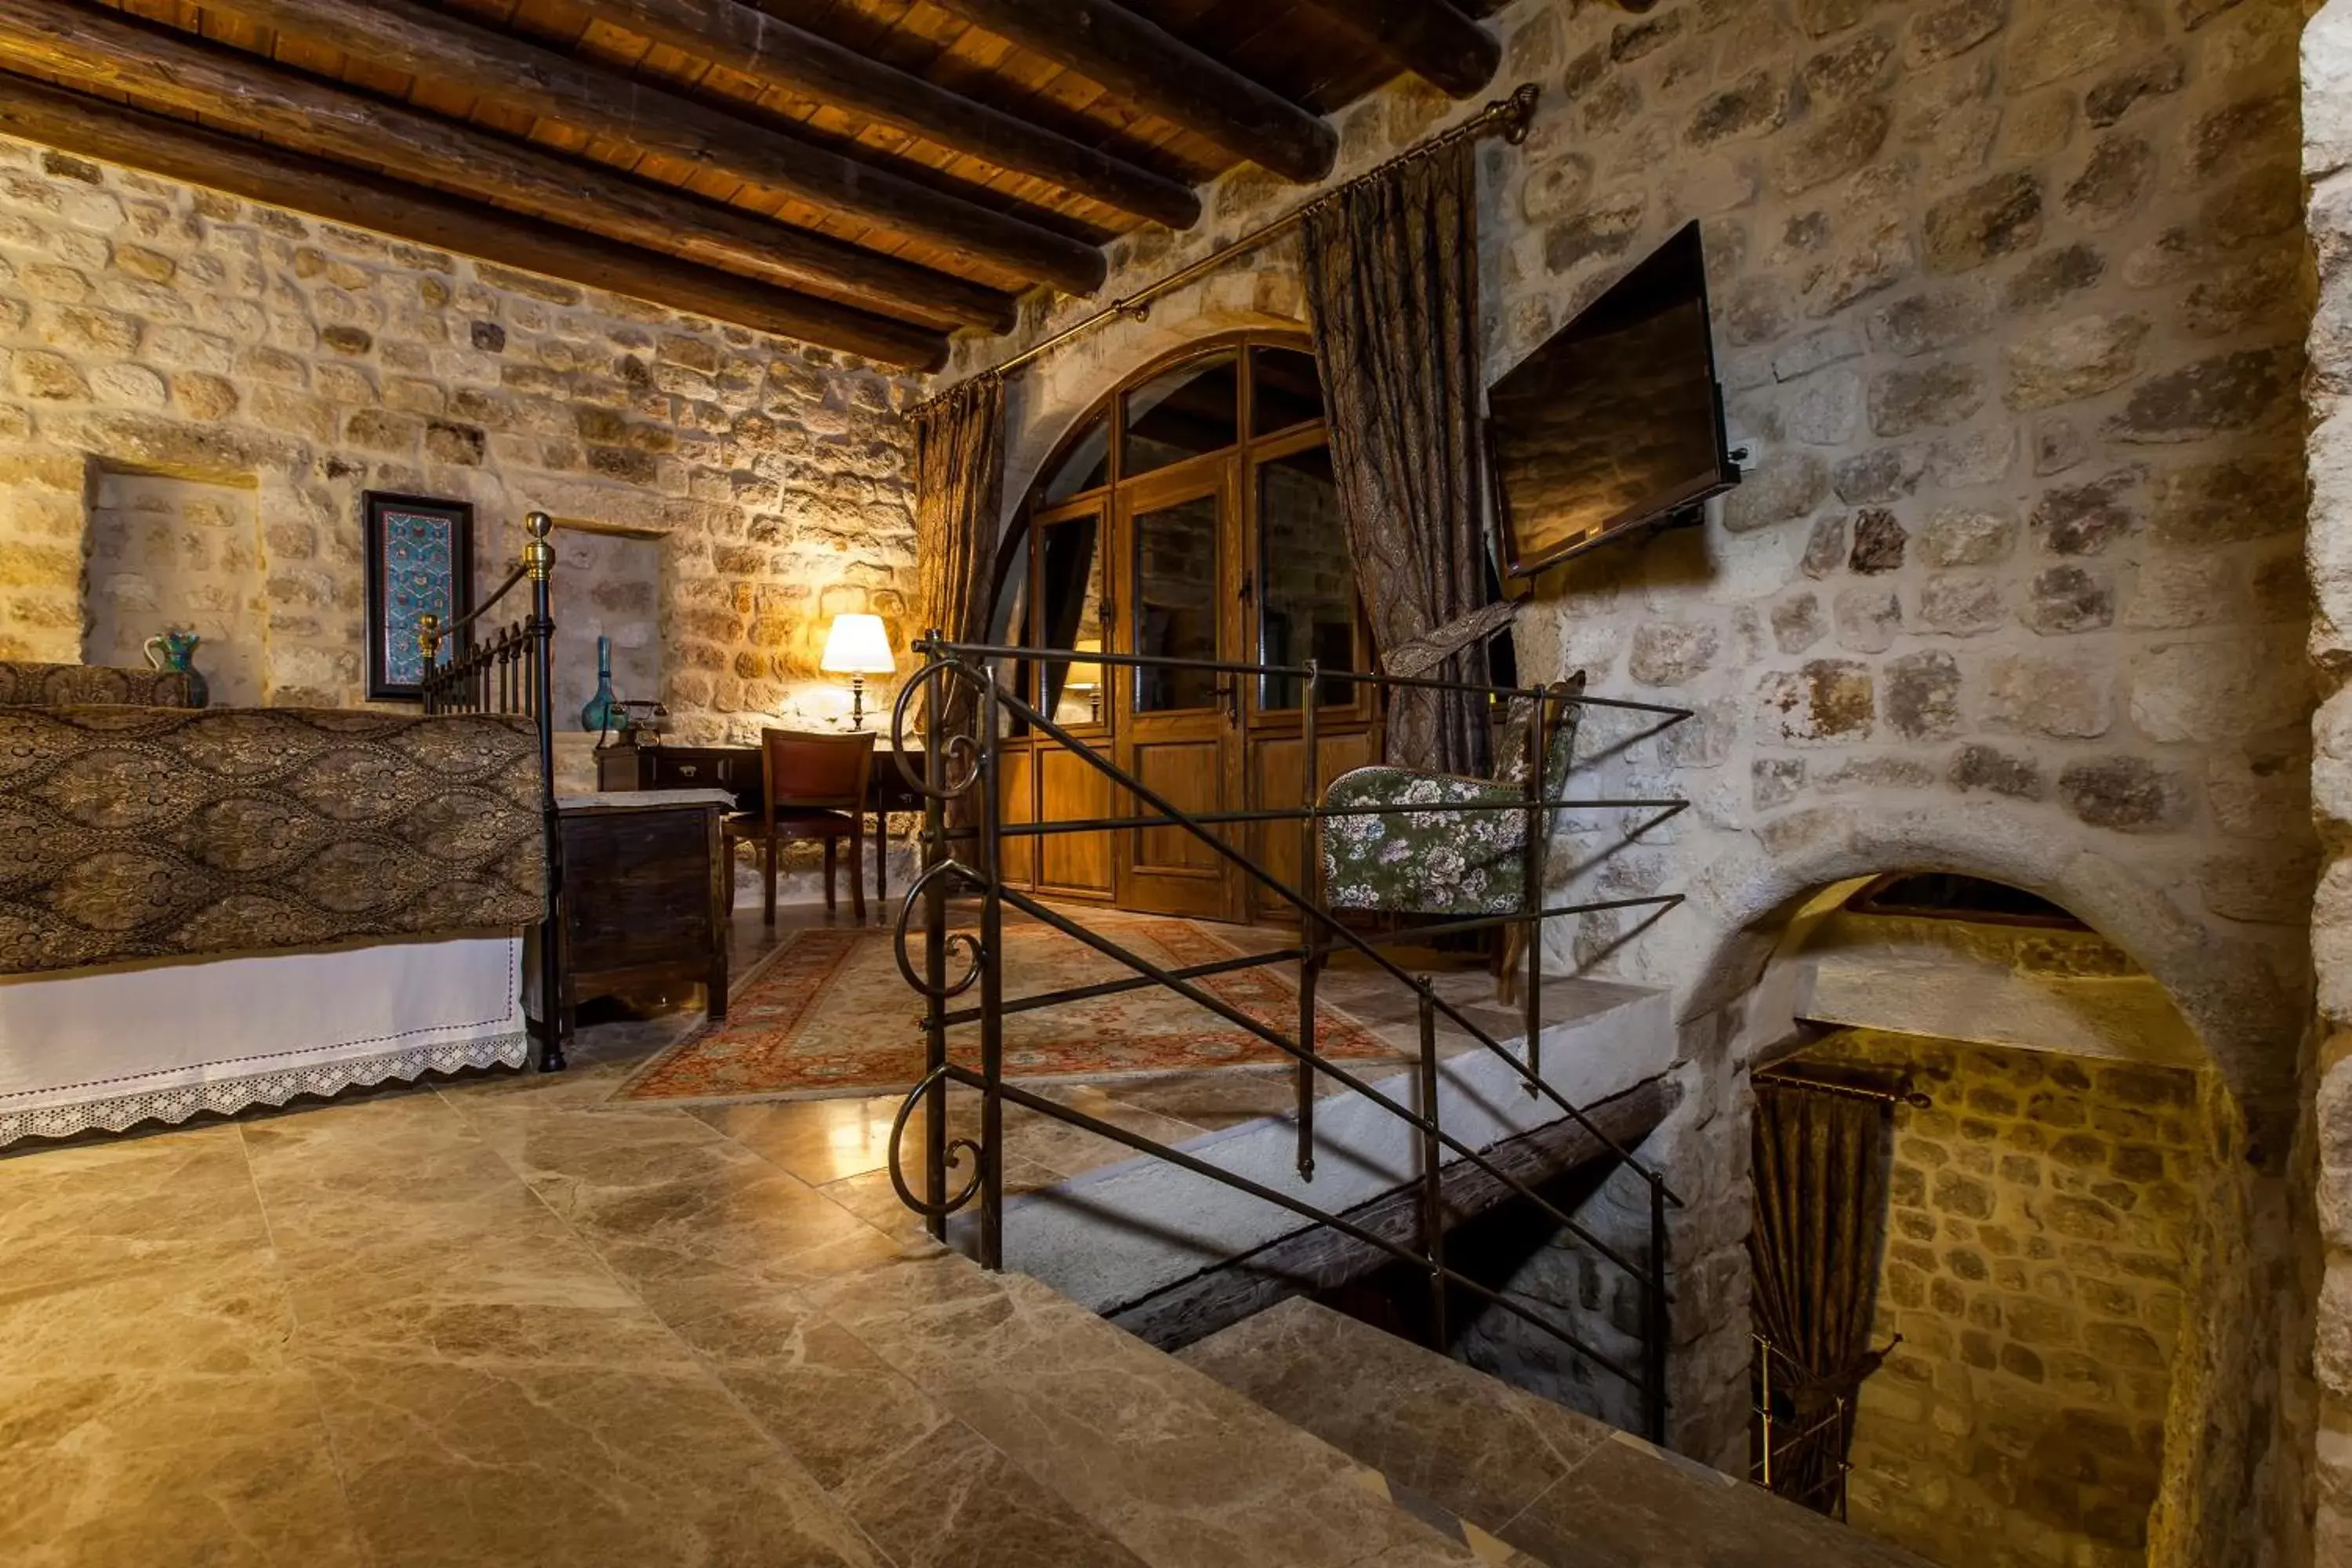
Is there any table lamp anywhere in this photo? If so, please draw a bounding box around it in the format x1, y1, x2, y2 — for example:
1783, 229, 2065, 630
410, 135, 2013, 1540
1064, 636, 1103, 723
822, 612, 896, 730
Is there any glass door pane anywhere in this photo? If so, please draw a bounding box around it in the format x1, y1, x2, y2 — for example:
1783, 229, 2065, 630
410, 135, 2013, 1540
1034, 512, 1108, 728
1132, 492, 1222, 712
1255, 442, 1359, 710
1123, 352, 1240, 477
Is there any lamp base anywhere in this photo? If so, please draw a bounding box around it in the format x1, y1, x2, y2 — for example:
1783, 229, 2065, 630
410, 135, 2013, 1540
847, 674, 868, 731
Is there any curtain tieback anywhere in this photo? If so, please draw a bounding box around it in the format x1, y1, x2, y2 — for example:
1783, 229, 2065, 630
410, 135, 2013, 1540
1782, 1333, 1902, 1415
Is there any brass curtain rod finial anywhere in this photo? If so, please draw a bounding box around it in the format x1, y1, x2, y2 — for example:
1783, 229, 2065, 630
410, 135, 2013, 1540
1497, 82, 1541, 146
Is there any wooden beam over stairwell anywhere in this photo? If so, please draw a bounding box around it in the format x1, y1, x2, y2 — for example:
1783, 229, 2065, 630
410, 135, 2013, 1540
0, 74, 953, 369
0, 0, 1020, 332
1107, 1076, 1681, 1352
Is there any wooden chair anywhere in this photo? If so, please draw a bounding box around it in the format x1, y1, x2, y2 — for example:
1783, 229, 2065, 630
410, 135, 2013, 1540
728, 728, 875, 923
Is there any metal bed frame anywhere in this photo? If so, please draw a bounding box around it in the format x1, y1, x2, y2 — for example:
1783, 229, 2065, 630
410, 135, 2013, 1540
418, 509, 566, 1070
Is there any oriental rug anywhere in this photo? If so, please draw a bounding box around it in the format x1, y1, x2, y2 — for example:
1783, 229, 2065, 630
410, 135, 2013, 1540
610, 914, 1398, 1107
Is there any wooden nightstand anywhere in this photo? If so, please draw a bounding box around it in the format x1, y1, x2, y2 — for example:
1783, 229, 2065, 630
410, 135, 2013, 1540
552, 789, 733, 1037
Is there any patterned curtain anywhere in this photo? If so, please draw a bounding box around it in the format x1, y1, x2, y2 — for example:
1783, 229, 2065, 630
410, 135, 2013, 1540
910, 374, 1005, 789
1301, 139, 1492, 775
1748, 1080, 1895, 1514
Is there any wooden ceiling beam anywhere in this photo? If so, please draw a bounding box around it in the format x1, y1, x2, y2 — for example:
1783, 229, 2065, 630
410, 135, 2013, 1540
0, 0, 1018, 332
0, 72, 950, 368
920, 0, 1338, 184
1293, 0, 1498, 100
194, 0, 1106, 296
564, 0, 1201, 231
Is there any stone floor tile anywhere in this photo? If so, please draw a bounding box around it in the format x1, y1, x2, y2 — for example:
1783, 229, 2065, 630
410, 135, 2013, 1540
693, 1094, 911, 1185
0, 1370, 365, 1567
630, 1272, 953, 1494
0, 1236, 296, 1378
833, 1410, 1156, 1568
299, 1352, 887, 1568
0, 1123, 268, 1251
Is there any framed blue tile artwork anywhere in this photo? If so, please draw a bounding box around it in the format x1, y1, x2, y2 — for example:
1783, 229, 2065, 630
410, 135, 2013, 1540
364, 492, 474, 700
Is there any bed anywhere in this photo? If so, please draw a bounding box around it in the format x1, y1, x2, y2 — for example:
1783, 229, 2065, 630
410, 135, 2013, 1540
0, 514, 564, 1147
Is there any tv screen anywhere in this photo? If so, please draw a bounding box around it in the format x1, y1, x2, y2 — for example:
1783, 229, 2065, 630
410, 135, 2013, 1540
1486, 222, 1738, 576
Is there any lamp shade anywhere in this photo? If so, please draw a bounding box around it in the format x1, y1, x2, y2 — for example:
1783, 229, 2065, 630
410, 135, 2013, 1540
821, 613, 897, 675
1065, 635, 1103, 691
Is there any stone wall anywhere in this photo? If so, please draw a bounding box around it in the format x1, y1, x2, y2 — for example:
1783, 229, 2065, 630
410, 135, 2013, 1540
0, 136, 918, 743
1798, 1029, 2202, 1567
939, 0, 2320, 1552
2298, 3, 2352, 1559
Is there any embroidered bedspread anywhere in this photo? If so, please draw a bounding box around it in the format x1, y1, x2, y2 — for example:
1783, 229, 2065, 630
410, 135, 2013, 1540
0, 706, 546, 975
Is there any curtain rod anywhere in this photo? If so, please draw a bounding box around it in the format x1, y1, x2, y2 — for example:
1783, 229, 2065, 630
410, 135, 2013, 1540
1755, 1069, 1933, 1110
906, 82, 1543, 422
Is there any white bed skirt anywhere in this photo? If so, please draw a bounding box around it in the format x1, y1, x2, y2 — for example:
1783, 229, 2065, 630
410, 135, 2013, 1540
0, 935, 527, 1146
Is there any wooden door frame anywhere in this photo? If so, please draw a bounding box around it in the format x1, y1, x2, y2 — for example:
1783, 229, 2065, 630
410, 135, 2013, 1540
988, 329, 1381, 926
1022, 494, 1114, 902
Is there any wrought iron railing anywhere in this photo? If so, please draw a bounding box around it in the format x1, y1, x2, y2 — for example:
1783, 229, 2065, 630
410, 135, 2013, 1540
884, 633, 1692, 1440
421, 510, 565, 1071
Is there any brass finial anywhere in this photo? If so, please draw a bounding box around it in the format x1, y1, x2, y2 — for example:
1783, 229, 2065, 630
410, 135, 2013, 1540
523, 510, 556, 582
418, 611, 440, 661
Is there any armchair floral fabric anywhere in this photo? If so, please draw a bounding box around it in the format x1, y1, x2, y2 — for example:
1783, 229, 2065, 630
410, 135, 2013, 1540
1320, 676, 1584, 916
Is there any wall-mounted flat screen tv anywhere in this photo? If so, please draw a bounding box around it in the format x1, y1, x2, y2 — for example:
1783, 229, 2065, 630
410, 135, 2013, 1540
1486, 221, 1740, 578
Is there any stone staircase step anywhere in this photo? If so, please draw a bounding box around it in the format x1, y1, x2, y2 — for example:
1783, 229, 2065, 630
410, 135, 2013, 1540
1179, 1298, 1930, 1568
805, 1245, 1495, 1568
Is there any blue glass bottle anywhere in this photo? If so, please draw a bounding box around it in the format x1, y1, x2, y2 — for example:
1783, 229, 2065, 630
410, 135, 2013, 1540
581, 633, 619, 735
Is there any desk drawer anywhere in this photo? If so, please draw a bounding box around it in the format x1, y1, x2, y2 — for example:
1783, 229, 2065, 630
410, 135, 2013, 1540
644, 752, 758, 802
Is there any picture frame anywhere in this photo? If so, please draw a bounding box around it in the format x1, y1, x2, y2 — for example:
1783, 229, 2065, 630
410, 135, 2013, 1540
363, 492, 474, 701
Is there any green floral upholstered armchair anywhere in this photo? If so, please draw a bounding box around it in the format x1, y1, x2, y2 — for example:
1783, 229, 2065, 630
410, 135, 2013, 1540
1319, 672, 1586, 930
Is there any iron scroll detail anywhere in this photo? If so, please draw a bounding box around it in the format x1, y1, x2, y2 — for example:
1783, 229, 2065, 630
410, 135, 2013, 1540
889, 646, 983, 802
886, 1065, 983, 1219
892, 858, 985, 1001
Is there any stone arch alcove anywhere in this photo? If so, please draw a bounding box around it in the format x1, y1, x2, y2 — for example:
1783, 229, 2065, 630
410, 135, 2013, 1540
1672, 800, 2299, 1134
1656, 821, 2303, 1568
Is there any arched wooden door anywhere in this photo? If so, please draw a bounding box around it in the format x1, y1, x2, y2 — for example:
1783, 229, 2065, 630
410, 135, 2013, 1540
992, 336, 1380, 924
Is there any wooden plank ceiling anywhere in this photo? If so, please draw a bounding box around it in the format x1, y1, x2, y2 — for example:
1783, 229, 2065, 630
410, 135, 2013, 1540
0, 0, 1510, 368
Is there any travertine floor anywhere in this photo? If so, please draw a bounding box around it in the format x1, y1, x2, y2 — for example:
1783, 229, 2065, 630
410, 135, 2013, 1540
4, 902, 1511, 1568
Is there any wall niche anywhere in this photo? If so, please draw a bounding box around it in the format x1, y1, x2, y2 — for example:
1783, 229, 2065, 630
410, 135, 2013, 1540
81, 465, 267, 706
547, 521, 663, 733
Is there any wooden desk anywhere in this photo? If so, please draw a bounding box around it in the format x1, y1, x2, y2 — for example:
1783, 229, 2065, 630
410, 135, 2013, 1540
594, 739, 925, 902
553, 790, 731, 1035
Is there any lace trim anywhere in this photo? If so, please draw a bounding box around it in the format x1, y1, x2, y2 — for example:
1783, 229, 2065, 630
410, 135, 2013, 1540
0, 1031, 529, 1146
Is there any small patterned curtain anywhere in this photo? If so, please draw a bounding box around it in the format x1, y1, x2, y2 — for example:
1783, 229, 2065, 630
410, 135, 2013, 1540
1748, 1080, 1895, 1514
1301, 139, 1492, 775
910, 374, 1005, 794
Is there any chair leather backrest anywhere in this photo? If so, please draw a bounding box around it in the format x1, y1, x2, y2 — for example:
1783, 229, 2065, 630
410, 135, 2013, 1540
762, 728, 876, 815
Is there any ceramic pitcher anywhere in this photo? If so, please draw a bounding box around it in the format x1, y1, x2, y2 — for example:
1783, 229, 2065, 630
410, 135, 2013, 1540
143, 629, 210, 709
